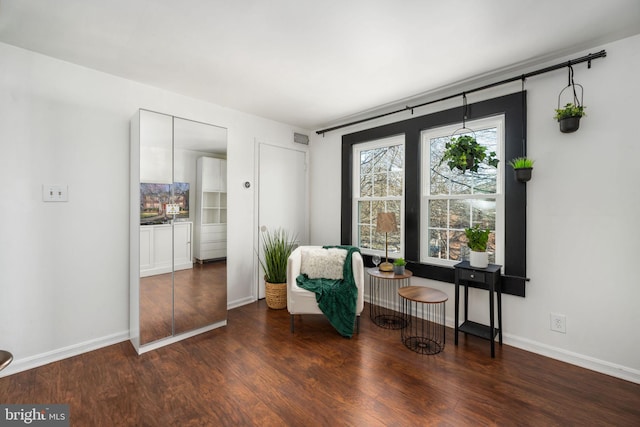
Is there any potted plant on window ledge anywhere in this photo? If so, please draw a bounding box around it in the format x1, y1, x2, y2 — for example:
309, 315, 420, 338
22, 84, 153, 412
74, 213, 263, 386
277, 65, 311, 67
508, 157, 535, 183
440, 135, 499, 173
464, 225, 491, 268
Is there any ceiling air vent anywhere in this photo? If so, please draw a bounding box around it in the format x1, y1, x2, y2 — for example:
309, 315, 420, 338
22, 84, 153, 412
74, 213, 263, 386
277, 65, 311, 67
294, 132, 309, 145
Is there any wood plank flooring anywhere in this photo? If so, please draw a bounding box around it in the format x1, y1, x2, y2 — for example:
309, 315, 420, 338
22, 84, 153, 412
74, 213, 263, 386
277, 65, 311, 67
139, 261, 227, 344
1, 300, 639, 426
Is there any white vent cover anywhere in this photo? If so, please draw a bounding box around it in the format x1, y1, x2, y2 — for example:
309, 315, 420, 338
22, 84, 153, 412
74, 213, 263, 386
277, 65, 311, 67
294, 132, 309, 145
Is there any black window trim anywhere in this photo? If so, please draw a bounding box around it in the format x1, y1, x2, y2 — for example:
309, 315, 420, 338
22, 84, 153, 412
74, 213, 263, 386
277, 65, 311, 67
341, 91, 527, 297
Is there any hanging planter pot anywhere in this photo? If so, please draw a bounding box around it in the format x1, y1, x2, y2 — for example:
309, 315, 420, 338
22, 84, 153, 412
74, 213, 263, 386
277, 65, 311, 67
554, 65, 586, 134
439, 93, 499, 174
514, 168, 533, 183
508, 157, 535, 183
440, 131, 499, 173
558, 116, 581, 133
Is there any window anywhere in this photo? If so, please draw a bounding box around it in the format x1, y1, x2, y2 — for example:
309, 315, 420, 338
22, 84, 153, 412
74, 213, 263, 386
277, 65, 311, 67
420, 116, 505, 266
341, 92, 527, 296
352, 135, 405, 257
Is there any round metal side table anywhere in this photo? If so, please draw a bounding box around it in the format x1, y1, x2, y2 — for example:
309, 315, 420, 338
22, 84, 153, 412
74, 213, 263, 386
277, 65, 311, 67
398, 285, 448, 355
368, 268, 412, 329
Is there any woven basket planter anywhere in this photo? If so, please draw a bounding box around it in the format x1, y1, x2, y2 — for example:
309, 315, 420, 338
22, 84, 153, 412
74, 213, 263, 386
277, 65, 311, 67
265, 281, 287, 310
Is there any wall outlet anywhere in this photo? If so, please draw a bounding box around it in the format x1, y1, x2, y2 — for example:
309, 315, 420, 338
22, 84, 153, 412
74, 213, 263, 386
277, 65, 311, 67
550, 313, 566, 333
43, 184, 68, 202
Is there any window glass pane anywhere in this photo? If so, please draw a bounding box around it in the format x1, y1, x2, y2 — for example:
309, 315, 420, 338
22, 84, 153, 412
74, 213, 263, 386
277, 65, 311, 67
360, 150, 374, 175
359, 225, 372, 249
471, 199, 496, 230
373, 172, 387, 197
372, 147, 388, 173
358, 200, 372, 225
386, 200, 401, 219
449, 199, 470, 229
360, 174, 372, 197
354, 136, 404, 255
422, 117, 502, 265
388, 171, 403, 196
428, 229, 447, 259
451, 173, 475, 195
449, 230, 465, 261
428, 200, 447, 228
430, 136, 449, 195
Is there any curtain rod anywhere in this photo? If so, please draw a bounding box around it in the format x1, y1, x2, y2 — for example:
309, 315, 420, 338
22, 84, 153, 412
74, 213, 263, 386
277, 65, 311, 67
316, 49, 607, 135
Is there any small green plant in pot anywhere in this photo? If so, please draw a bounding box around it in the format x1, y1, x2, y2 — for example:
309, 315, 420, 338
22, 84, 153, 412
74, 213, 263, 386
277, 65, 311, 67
508, 157, 535, 183
554, 103, 586, 133
440, 135, 499, 173
259, 228, 297, 309
464, 225, 491, 268
393, 257, 406, 275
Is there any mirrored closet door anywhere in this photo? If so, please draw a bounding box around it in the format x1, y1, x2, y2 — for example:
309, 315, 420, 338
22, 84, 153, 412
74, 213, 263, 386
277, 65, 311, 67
130, 109, 228, 353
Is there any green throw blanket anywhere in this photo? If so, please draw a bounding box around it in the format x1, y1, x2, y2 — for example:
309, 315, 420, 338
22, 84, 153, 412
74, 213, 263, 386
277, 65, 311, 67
296, 245, 360, 338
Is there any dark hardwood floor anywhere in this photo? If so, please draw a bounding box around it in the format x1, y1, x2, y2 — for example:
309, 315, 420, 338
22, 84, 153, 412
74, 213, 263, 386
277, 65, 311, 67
139, 261, 227, 344
1, 301, 639, 426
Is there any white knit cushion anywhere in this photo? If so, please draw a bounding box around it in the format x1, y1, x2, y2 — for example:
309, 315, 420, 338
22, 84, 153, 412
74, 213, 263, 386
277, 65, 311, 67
300, 247, 347, 280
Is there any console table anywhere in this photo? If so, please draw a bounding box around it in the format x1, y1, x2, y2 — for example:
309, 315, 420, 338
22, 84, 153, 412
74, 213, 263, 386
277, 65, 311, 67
454, 261, 502, 357
368, 268, 412, 329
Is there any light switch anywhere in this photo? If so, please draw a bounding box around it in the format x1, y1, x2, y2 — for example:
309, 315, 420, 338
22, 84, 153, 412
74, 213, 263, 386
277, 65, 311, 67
43, 185, 68, 202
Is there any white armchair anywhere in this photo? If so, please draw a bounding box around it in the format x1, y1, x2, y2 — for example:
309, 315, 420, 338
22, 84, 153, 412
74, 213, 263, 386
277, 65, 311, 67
286, 246, 365, 334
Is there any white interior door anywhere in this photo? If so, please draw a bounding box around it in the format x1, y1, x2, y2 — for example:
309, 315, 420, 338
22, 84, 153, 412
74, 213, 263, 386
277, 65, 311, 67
257, 142, 308, 299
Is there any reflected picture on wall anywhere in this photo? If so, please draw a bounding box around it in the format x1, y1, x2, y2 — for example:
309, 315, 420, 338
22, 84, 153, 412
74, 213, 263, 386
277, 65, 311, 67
140, 182, 189, 224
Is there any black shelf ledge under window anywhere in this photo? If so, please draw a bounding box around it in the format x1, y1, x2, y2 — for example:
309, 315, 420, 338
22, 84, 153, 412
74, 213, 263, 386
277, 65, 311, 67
362, 256, 527, 297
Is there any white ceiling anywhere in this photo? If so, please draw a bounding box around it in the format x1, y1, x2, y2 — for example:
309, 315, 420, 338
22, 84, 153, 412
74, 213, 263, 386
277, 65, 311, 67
1, 0, 639, 131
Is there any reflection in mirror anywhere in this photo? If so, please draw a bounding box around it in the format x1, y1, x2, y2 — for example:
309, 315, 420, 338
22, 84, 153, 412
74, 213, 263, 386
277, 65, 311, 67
173, 118, 227, 336
135, 110, 228, 348
139, 110, 173, 344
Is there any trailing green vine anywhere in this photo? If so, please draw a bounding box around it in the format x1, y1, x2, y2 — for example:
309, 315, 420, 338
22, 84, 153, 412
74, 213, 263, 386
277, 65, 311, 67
440, 135, 499, 173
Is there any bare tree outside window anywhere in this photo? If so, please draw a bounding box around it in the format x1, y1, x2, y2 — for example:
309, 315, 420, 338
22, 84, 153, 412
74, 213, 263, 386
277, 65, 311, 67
354, 137, 404, 255
422, 119, 503, 265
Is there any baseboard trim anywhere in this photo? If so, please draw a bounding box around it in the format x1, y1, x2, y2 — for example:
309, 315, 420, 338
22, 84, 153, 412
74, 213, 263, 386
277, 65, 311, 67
503, 334, 640, 384
367, 293, 640, 385
227, 296, 256, 310
135, 321, 227, 355
0, 330, 129, 378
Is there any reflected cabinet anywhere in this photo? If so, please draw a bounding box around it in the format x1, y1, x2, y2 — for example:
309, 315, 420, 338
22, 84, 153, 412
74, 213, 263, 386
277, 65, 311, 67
130, 109, 228, 353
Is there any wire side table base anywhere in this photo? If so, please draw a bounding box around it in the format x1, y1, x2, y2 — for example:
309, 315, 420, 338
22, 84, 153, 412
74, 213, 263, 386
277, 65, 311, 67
399, 286, 448, 355
368, 268, 412, 330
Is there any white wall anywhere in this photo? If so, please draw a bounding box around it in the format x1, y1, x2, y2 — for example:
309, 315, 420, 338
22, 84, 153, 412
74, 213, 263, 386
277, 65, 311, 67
0, 41, 309, 375
309, 34, 640, 383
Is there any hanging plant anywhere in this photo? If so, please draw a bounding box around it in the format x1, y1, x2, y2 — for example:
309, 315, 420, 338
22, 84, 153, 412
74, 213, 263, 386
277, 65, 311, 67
555, 65, 585, 133
441, 134, 499, 173
508, 157, 535, 183
440, 93, 499, 173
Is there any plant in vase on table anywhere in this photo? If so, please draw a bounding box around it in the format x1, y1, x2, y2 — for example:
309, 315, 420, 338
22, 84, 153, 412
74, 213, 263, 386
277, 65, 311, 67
464, 225, 491, 268
393, 257, 406, 275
